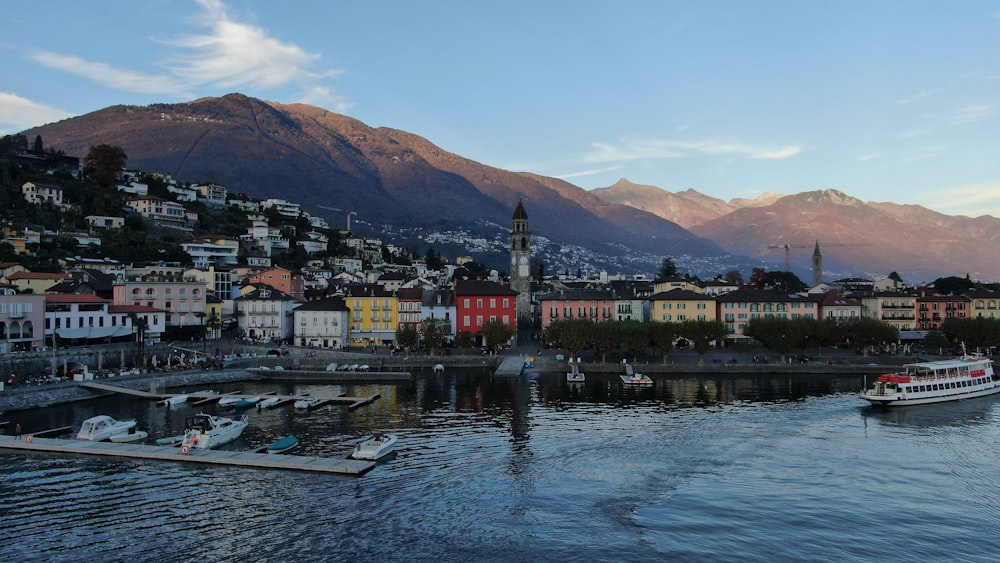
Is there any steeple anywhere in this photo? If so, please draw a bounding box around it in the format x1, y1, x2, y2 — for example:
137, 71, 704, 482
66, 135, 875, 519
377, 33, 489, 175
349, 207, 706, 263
509, 199, 532, 324
812, 240, 823, 286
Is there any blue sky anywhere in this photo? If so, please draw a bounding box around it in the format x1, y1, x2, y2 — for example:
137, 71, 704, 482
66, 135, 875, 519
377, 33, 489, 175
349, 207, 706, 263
3, 0, 1000, 218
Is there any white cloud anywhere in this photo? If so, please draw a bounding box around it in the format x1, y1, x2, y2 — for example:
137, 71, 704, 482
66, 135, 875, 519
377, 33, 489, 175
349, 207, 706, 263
897, 88, 942, 105
916, 183, 1000, 218
28, 0, 349, 112
30, 51, 187, 96
555, 165, 623, 180
0, 92, 74, 133
583, 137, 801, 164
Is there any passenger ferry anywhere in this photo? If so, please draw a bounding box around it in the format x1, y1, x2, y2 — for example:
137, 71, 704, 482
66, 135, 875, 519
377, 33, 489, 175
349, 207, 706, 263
861, 346, 999, 406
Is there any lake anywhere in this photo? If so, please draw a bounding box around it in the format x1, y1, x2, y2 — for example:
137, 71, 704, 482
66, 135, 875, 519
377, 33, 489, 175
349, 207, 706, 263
3, 369, 999, 562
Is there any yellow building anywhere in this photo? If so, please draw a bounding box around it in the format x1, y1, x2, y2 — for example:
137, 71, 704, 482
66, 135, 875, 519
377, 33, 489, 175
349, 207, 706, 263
8, 271, 71, 294
344, 283, 398, 346
649, 288, 718, 323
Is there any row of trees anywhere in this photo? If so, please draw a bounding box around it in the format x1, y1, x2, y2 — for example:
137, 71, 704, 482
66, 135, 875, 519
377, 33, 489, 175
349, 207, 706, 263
395, 318, 517, 354
539, 316, 1000, 365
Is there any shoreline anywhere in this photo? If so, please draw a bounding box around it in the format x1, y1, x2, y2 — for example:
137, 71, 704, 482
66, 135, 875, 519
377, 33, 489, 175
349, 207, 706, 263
0, 351, 902, 415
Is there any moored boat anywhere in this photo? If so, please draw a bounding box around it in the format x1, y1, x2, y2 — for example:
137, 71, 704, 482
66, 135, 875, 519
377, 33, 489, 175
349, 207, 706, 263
77, 415, 138, 441
293, 397, 321, 409
266, 435, 300, 454
619, 363, 652, 387
257, 396, 282, 409
351, 433, 398, 460
861, 346, 999, 406
156, 434, 185, 446
160, 394, 188, 407
181, 413, 249, 450
234, 396, 261, 408
110, 429, 148, 443
217, 396, 242, 407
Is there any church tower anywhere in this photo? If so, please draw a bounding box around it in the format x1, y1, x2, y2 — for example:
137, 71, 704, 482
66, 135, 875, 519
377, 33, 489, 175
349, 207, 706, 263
510, 199, 532, 323
812, 240, 823, 286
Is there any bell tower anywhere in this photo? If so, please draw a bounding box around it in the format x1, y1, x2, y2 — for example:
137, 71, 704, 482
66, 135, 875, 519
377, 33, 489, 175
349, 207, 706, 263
812, 240, 823, 286
510, 199, 532, 323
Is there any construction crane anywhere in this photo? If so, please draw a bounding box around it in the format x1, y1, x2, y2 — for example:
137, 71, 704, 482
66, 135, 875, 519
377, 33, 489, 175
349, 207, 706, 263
766, 240, 869, 272
317, 206, 358, 231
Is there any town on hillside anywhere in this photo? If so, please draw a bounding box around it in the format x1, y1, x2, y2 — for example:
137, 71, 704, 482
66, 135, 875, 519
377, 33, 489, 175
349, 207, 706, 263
2, 136, 1000, 370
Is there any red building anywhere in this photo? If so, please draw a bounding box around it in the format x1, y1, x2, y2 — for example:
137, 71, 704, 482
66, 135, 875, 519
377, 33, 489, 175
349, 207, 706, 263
454, 280, 518, 347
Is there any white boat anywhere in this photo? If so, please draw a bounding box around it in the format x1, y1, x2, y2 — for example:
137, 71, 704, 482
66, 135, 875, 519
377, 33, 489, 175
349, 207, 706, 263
181, 413, 249, 450
257, 396, 282, 409
567, 362, 585, 382
110, 429, 148, 443
293, 397, 321, 409
217, 396, 243, 407
77, 415, 138, 441
160, 394, 188, 406
861, 346, 999, 406
351, 433, 398, 460
619, 373, 653, 387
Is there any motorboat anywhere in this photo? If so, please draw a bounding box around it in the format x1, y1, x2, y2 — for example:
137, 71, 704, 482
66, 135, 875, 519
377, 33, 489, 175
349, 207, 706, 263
266, 435, 300, 454
77, 415, 138, 441
160, 394, 188, 407
257, 396, 282, 409
181, 413, 249, 450
110, 429, 148, 443
293, 397, 321, 409
156, 434, 185, 446
567, 361, 585, 382
620, 363, 653, 387
234, 396, 261, 408
217, 396, 242, 407
861, 345, 999, 406
351, 433, 398, 461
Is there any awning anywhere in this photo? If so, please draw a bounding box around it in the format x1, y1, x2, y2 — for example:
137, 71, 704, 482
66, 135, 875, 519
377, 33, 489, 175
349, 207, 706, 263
57, 326, 136, 340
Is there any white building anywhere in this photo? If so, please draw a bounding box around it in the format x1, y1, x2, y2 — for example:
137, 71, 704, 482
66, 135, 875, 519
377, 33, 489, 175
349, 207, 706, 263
293, 297, 350, 348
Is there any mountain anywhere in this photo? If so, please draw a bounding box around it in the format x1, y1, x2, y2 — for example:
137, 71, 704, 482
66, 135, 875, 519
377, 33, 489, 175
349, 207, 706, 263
23, 93, 733, 275
590, 179, 737, 229
689, 190, 1000, 282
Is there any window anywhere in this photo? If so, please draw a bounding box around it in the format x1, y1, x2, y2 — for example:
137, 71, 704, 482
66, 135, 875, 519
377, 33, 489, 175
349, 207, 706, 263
490, 298, 496, 308
477, 299, 483, 308
464, 299, 470, 308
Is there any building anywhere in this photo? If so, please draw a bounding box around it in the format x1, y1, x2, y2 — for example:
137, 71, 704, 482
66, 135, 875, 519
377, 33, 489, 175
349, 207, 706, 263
181, 236, 240, 268
112, 279, 208, 340
857, 291, 917, 331
344, 283, 397, 347
422, 288, 456, 342
21, 181, 64, 206
6, 271, 71, 294
649, 289, 718, 323
293, 297, 350, 349
246, 266, 305, 302
44, 294, 141, 345
0, 288, 44, 353
536, 287, 616, 330
509, 200, 532, 324
85, 215, 125, 229
124, 196, 188, 230
234, 285, 298, 343
455, 280, 517, 346
965, 289, 1000, 320
716, 289, 819, 336
397, 287, 424, 332
916, 293, 969, 330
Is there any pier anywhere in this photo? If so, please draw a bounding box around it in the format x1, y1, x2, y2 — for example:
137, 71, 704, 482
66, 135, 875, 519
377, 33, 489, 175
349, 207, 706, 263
0, 435, 375, 476
494, 356, 526, 377
80, 382, 381, 411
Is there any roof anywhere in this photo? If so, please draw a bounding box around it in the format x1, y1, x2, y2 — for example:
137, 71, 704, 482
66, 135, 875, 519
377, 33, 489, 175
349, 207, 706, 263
649, 288, 715, 301
109, 304, 165, 314
294, 297, 350, 312
513, 199, 528, 220
44, 294, 109, 304
715, 289, 817, 304
235, 284, 295, 301
536, 288, 615, 301
8, 271, 70, 281
454, 280, 518, 297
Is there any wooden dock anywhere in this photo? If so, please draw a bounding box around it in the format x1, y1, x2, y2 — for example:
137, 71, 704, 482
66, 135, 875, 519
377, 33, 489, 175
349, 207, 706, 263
80, 382, 381, 411
494, 356, 526, 378
0, 435, 375, 476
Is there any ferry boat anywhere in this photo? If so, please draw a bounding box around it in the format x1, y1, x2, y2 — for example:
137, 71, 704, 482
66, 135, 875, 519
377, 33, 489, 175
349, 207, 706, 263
861, 346, 999, 406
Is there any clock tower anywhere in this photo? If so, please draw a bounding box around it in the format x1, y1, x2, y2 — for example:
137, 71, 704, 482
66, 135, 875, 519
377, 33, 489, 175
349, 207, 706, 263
510, 199, 532, 323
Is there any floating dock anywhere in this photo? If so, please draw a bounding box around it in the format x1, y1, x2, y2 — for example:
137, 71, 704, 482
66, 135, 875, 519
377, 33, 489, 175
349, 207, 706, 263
0, 435, 375, 476
494, 356, 526, 377
80, 382, 381, 411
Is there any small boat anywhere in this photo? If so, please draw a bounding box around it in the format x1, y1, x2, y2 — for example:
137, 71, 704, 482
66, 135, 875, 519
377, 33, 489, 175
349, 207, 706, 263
156, 434, 185, 446
77, 415, 138, 441
325, 362, 339, 372
567, 361, 585, 382
293, 397, 321, 409
234, 396, 261, 408
160, 394, 188, 406
433, 364, 445, 373
181, 413, 249, 450
110, 429, 148, 443
620, 373, 654, 387
266, 435, 300, 454
217, 396, 242, 407
861, 344, 999, 406
351, 433, 398, 460
257, 396, 282, 409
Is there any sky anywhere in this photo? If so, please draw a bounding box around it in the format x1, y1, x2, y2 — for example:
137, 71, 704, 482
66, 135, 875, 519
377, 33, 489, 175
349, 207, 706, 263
3, 0, 1000, 218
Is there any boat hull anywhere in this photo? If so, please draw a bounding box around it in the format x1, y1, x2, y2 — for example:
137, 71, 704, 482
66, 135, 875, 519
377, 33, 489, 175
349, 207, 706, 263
861, 352, 998, 407
110, 430, 148, 443
267, 436, 300, 454
182, 414, 249, 449
351, 434, 398, 460
862, 383, 1000, 406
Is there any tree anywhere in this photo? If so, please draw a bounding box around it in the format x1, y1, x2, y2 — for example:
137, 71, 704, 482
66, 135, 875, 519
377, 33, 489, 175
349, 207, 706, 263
591, 321, 620, 363
650, 321, 677, 365
680, 320, 728, 365
761, 271, 807, 293
424, 247, 446, 270
619, 320, 649, 363
922, 330, 950, 355
743, 317, 795, 363
454, 330, 475, 349
932, 276, 974, 295
658, 257, 678, 279
941, 317, 1000, 353
395, 324, 418, 350
723, 270, 745, 286
842, 317, 899, 356
83, 144, 127, 188
32, 135, 43, 152
748, 267, 767, 289
482, 319, 516, 349
420, 318, 450, 354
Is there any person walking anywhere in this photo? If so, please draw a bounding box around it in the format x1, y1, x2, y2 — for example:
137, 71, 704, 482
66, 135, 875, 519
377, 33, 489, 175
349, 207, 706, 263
14, 423, 22, 439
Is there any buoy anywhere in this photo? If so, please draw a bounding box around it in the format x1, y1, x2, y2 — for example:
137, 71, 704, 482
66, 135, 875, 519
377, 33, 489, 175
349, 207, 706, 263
181, 445, 190, 455
25, 435, 33, 444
